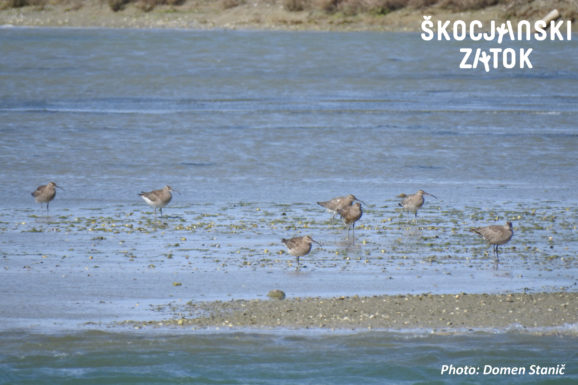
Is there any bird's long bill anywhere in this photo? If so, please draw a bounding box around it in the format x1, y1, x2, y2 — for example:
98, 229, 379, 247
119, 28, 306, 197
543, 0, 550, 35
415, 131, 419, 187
424, 191, 438, 199
311, 239, 323, 246
55, 185, 64, 190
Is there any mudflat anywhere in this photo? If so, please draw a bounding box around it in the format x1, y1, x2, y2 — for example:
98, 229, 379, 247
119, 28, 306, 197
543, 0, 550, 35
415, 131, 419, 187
128, 292, 577, 332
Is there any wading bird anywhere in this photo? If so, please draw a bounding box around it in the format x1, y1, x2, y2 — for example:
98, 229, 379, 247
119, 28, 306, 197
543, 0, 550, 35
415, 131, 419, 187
139, 185, 175, 217
318, 194, 364, 220
399, 189, 438, 218
31, 181, 62, 214
281, 235, 320, 269
337, 202, 363, 242
471, 222, 514, 263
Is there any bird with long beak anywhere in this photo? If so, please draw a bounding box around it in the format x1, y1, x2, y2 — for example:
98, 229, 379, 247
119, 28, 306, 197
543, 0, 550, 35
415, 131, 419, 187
31, 181, 63, 214
317, 194, 365, 220
281, 235, 321, 269
399, 189, 438, 218
471, 222, 514, 264
337, 202, 363, 242
139, 185, 175, 217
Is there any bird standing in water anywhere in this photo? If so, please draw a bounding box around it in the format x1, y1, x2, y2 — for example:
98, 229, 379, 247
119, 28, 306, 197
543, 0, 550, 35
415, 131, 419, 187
471, 222, 514, 264
317, 194, 364, 219
399, 189, 438, 218
139, 185, 175, 217
31, 181, 62, 214
337, 202, 363, 242
281, 235, 320, 269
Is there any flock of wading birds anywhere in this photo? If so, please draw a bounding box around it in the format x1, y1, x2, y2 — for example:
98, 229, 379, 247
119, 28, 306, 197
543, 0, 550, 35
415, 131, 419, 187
31, 182, 514, 268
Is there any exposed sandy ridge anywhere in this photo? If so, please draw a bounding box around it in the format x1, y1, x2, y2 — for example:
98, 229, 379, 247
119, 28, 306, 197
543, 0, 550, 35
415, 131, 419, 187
125, 292, 577, 332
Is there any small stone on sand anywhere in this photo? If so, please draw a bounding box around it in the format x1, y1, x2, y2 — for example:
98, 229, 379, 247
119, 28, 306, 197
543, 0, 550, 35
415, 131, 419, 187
267, 289, 286, 300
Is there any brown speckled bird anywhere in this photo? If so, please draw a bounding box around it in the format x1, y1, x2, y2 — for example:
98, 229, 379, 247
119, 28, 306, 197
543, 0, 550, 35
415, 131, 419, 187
139, 185, 174, 217
281, 235, 320, 268
471, 222, 514, 263
399, 189, 437, 218
338, 202, 363, 242
317, 194, 365, 222
31, 181, 62, 213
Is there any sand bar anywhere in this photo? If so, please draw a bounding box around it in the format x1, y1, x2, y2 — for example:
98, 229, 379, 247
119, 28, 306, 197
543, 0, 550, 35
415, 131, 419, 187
125, 292, 577, 332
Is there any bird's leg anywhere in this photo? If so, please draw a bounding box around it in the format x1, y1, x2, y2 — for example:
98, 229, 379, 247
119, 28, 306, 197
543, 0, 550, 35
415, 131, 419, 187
351, 222, 355, 245
492, 245, 499, 270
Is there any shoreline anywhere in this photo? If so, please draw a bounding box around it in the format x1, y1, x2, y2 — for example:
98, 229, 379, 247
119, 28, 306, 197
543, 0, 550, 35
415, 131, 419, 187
123, 291, 578, 333
1, 1, 576, 32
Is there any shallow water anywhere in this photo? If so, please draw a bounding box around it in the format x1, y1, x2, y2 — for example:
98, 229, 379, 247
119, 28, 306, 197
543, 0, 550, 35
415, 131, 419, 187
0, 330, 576, 384
0, 28, 577, 383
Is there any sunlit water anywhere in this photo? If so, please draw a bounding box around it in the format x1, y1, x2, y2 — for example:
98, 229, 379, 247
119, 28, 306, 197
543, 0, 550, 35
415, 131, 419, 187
0, 28, 576, 383
0, 330, 576, 384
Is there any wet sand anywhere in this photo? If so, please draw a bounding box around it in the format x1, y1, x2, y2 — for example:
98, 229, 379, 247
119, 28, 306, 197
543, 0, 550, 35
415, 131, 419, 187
1, 200, 576, 332
127, 292, 577, 332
